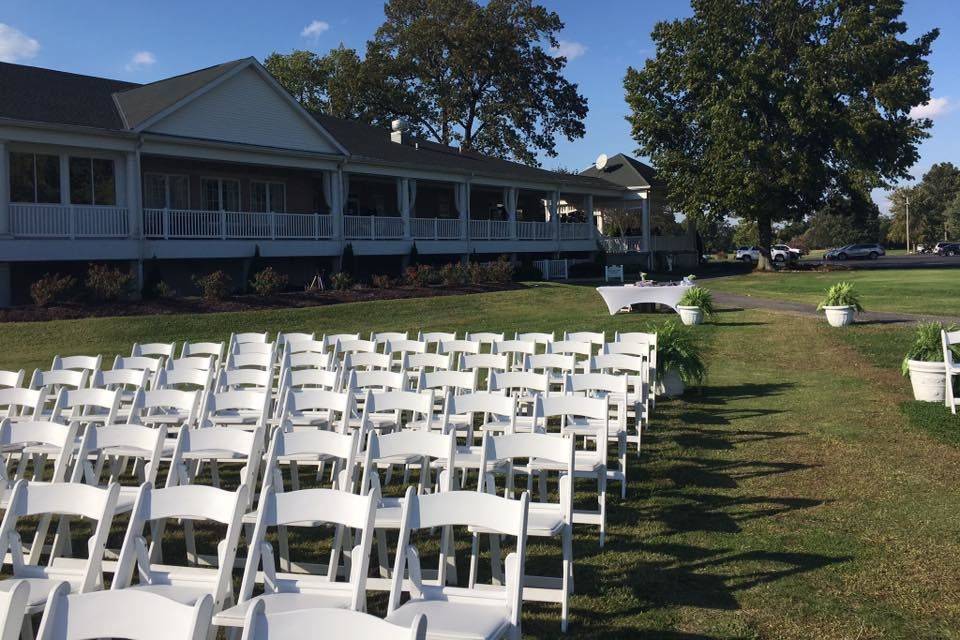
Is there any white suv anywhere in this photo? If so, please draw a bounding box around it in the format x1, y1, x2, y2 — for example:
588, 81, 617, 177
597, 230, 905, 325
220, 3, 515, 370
771, 244, 802, 262
735, 246, 760, 262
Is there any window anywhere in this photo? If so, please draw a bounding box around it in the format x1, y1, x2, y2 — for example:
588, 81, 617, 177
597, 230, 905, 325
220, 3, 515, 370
251, 181, 286, 213
9, 152, 61, 203
200, 178, 240, 211
144, 174, 190, 209
69, 157, 115, 205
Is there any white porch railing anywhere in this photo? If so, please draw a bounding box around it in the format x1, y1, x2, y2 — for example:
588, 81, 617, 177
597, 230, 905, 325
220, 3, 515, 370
344, 215, 405, 240
559, 223, 592, 240
599, 235, 646, 254
143, 209, 333, 239
517, 221, 553, 241
470, 219, 511, 240
534, 258, 569, 280
410, 218, 462, 240
10, 203, 130, 238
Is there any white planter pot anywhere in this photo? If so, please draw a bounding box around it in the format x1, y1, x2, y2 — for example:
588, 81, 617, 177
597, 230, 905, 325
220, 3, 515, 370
823, 305, 855, 327
657, 369, 686, 398
906, 359, 946, 402
677, 305, 704, 326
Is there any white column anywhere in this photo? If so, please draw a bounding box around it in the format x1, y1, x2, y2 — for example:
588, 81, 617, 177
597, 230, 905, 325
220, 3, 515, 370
550, 189, 560, 241
125, 152, 142, 238
398, 177, 411, 239
642, 193, 651, 253
459, 182, 470, 241
585, 194, 595, 238
0, 141, 9, 236
59, 155, 70, 205
504, 187, 518, 240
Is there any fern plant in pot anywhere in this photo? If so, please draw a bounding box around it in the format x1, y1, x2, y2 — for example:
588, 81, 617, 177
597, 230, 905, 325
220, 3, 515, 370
676, 286, 714, 325
902, 322, 958, 402
817, 281, 863, 327
653, 321, 707, 397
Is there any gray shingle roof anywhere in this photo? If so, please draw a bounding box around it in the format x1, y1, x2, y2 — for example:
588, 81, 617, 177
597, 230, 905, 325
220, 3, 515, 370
580, 153, 661, 189
0, 62, 137, 130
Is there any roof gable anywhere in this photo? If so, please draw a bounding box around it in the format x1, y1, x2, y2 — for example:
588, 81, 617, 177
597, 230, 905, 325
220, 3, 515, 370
580, 153, 658, 189
140, 63, 342, 154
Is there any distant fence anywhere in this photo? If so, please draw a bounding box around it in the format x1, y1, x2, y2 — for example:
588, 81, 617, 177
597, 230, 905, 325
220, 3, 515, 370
534, 259, 569, 280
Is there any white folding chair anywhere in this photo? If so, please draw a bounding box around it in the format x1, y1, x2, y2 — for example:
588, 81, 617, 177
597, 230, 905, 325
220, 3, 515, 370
215, 368, 273, 393
592, 353, 649, 434
487, 370, 550, 433
167, 355, 216, 372
416, 370, 478, 432
385, 490, 528, 640
0, 419, 80, 508
343, 371, 409, 432
202, 389, 270, 431
564, 331, 605, 353
50, 388, 121, 429
131, 342, 177, 360
321, 333, 360, 353
180, 342, 225, 367
371, 331, 410, 351
112, 483, 247, 615
385, 339, 428, 373
133, 388, 203, 435
213, 486, 378, 630
224, 350, 275, 372
460, 354, 510, 383
523, 353, 576, 390
241, 605, 424, 640
230, 332, 270, 349
466, 332, 505, 353
477, 431, 575, 631
0, 481, 119, 618
516, 332, 555, 352
943, 328, 960, 414
276, 331, 314, 349
279, 388, 353, 433
0, 387, 46, 423
439, 392, 516, 481
89, 368, 149, 419
0, 370, 25, 389
36, 584, 212, 640
50, 356, 102, 376
531, 395, 609, 545
565, 373, 631, 498
492, 340, 537, 371
549, 340, 592, 373
418, 331, 457, 354
0, 580, 28, 640
112, 356, 164, 388
438, 339, 481, 364
401, 352, 453, 390
616, 331, 658, 405
343, 351, 393, 373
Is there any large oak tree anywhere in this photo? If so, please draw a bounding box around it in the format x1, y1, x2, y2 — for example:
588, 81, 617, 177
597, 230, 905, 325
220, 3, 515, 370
624, 0, 937, 267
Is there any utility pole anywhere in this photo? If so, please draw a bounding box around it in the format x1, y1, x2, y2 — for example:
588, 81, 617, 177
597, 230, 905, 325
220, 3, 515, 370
905, 193, 910, 253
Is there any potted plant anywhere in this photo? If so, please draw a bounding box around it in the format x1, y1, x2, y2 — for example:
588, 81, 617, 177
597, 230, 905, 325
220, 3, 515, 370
676, 286, 714, 325
654, 321, 707, 397
817, 281, 863, 327
901, 322, 958, 402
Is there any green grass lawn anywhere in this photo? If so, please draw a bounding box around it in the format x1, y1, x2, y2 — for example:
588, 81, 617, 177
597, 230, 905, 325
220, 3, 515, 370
3, 284, 960, 638
707, 268, 960, 316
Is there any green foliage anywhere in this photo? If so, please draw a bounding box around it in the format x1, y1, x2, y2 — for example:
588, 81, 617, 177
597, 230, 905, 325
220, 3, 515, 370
625, 0, 937, 247
888, 163, 960, 245
404, 264, 436, 287
817, 282, 863, 312
154, 281, 176, 299
30, 273, 77, 307
330, 272, 354, 291
649, 320, 706, 385
371, 274, 396, 289
901, 321, 960, 375
678, 286, 714, 317
85, 263, 134, 302
192, 270, 232, 300
250, 267, 289, 296
439, 263, 469, 287
732, 220, 759, 247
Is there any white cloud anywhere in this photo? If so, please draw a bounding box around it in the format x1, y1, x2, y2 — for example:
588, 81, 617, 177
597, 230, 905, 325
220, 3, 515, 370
125, 50, 156, 72
0, 23, 39, 63
301, 20, 330, 39
909, 96, 952, 120
549, 40, 587, 61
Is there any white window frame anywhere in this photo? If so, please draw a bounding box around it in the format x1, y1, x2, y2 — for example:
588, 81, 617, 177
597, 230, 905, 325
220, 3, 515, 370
251, 180, 286, 213
9, 151, 61, 204
68, 156, 116, 206
200, 177, 241, 212
144, 173, 190, 209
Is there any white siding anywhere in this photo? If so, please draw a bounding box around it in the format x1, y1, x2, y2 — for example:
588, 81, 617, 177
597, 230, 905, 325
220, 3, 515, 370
147, 68, 339, 154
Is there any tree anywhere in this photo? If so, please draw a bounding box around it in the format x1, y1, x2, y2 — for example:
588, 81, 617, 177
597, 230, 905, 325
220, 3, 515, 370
888, 163, 960, 245
624, 0, 937, 270
685, 212, 733, 252
363, 0, 588, 164
732, 220, 759, 248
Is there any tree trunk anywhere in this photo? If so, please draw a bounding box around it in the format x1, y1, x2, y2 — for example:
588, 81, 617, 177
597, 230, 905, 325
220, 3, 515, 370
755, 215, 775, 271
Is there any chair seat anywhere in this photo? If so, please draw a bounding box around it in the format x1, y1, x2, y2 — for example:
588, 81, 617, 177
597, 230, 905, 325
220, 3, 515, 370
386, 599, 512, 640
180, 449, 248, 461
127, 583, 212, 606
530, 454, 603, 474
213, 591, 351, 627
375, 498, 405, 529
0, 576, 79, 612
472, 504, 564, 537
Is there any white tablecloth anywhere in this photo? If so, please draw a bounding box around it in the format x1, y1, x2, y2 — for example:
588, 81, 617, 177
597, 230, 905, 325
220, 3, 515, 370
596, 283, 694, 315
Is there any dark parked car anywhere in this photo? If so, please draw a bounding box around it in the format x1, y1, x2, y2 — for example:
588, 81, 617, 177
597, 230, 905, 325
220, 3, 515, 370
938, 243, 960, 257
825, 243, 885, 260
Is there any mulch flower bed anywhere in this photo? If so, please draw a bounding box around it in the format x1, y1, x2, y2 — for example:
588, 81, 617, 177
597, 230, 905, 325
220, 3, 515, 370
1, 283, 522, 323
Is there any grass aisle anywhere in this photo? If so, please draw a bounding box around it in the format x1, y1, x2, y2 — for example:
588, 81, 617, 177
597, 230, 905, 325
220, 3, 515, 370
2, 285, 959, 637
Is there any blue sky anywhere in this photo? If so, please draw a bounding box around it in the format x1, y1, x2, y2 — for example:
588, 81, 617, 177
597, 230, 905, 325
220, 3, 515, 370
1, 0, 956, 212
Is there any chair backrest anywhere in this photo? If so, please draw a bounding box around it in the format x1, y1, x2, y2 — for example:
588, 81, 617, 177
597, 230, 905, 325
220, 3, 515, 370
566, 372, 629, 396
224, 351, 274, 371
278, 368, 340, 398
417, 331, 457, 353
113, 483, 247, 613
180, 341, 225, 363
565, 331, 605, 347
169, 426, 265, 498
444, 392, 516, 434
240, 486, 378, 613
113, 355, 164, 375
50, 387, 121, 425
276, 331, 314, 348
335, 338, 376, 356
371, 331, 409, 347
0, 387, 45, 421
602, 341, 650, 357
549, 339, 593, 357
388, 489, 528, 621
944, 329, 960, 366
90, 368, 149, 392
0, 580, 28, 640
591, 353, 647, 378
401, 352, 452, 374
385, 339, 427, 357
202, 389, 270, 427
0, 480, 119, 585
73, 424, 166, 488
241, 605, 425, 640
231, 342, 277, 358
322, 333, 361, 352
360, 390, 435, 433
492, 339, 537, 368
438, 339, 480, 357
343, 351, 393, 372
284, 350, 333, 372
480, 431, 573, 517
0, 419, 79, 485
0, 370, 24, 389
231, 331, 270, 346
216, 368, 272, 392
345, 369, 407, 393
362, 429, 454, 495
131, 342, 176, 359
516, 331, 555, 346
460, 353, 509, 375
283, 337, 326, 355
37, 585, 212, 640
51, 355, 102, 373
166, 355, 216, 371
616, 331, 658, 378
489, 370, 550, 396
418, 369, 477, 395
30, 369, 88, 391
281, 389, 353, 434
262, 428, 359, 496
523, 353, 576, 377
466, 331, 505, 346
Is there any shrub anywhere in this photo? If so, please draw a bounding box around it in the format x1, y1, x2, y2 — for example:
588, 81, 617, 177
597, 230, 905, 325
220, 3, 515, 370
486, 257, 514, 284
678, 285, 715, 317
901, 322, 960, 376
85, 263, 134, 301
404, 264, 435, 287
439, 263, 468, 286
371, 274, 395, 289
250, 267, 288, 296
154, 281, 176, 298
30, 273, 76, 307
191, 270, 232, 300
651, 320, 707, 386
817, 281, 863, 312
330, 271, 354, 291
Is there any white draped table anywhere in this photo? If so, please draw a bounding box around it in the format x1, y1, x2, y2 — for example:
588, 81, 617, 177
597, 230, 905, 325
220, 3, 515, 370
596, 283, 694, 315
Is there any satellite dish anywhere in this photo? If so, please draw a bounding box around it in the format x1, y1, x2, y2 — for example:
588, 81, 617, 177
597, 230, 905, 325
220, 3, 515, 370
595, 154, 608, 171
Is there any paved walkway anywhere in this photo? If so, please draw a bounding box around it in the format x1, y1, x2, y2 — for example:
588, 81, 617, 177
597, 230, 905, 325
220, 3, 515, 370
712, 291, 960, 325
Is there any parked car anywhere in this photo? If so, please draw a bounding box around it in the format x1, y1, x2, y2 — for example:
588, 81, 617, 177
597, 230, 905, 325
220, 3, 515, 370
933, 241, 959, 255
825, 243, 886, 260
735, 246, 760, 262
938, 242, 960, 257
771, 244, 802, 262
